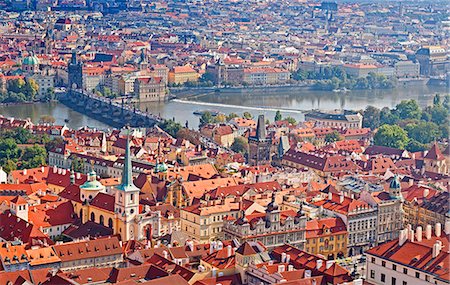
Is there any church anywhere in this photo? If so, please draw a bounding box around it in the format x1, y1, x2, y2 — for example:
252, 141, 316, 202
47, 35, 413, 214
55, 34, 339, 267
60, 135, 162, 242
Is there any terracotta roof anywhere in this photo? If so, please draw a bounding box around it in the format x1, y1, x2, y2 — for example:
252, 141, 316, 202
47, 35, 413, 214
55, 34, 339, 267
53, 236, 122, 262
0, 211, 51, 246
366, 234, 449, 282
90, 193, 115, 212
28, 201, 75, 228
424, 143, 445, 161
306, 217, 347, 239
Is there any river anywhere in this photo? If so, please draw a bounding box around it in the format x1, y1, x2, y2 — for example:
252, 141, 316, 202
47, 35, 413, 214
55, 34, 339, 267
0, 85, 447, 130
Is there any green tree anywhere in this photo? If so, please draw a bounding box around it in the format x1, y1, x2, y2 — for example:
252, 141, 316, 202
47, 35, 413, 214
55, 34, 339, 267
7, 78, 26, 94
373, 124, 409, 149
274, 110, 282, 122
2, 159, 17, 173
0, 138, 21, 163
404, 121, 441, 144
70, 156, 85, 173
395, 100, 421, 120
433, 94, 441, 106
45, 137, 64, 152
243, 112, 253, 119
200, 111, 214, 125
285, 116, 297, 125
23, 78, 39, 101
325, 130, 343, 143
363, 106, 381, 130
380, 107, 399, 125
231, 137, 249, 155
406, 140, 427, 152
21, 145, 47, 169
159, 119, 182, 137
215, 114, 227, 123
226, 113, 239, 121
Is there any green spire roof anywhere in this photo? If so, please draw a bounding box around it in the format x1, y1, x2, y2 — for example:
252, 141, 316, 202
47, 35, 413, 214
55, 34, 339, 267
117, 134, 139, 192
22, 55, 39, 66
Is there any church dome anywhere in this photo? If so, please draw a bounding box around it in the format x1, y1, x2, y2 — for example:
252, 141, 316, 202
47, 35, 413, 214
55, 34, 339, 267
22, 55, 39, 66
80, 170, 104, 191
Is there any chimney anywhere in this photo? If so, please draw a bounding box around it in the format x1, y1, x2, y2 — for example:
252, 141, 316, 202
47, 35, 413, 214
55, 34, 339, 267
162, 250, 168, 259
278, 264, 285, 273
76, 172, 81, 179
316, 260, 323, 269
209, 244, 214, 255
432, 241, 441, 258
416, 226, 422, 242
305, 270, 312, 278
399, 229, 407, 246
286, 254, 290, 263
212, 268, 217, 277
288, 265, 294, 271
423, 189, 429, 198
435, 223, 441, 237
328, 192, 332, 201
408, 229, 414, 242
23, 169, 27, 175
445, 220, 450, 235
426, 225, 432, 240
339, 194, 344, 204
41, 166, 45, 173
226, 245, 232, 258
326, 260, 334, 269
281, 252, 287, 263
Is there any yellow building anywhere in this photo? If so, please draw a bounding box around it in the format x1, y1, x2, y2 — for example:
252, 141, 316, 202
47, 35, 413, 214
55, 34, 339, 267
305, 217, 348, 260
168, 65, 199, 85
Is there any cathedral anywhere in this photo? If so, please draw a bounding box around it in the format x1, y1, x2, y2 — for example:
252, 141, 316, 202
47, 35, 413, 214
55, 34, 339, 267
61, 135, 161, 242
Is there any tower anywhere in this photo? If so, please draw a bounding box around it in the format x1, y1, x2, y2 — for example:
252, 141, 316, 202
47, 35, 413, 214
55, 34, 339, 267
248, 115, 271, 166
114, 133, 140, 241
10, 196, 28, 222
68, 50, 83, 89
389, 175, 402, 200
265, 193, 280, 229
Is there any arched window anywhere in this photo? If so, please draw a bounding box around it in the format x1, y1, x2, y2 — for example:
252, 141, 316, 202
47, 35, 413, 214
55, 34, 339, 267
90, 212, 95, 222
108, 218, 113, 228
99, 215, 104, 225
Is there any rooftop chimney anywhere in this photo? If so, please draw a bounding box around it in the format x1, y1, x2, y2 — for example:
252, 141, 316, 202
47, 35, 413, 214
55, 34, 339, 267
339, 194, 344, 204
426, 225, 432, 240
281, 252, 287, 263
432, 241, 441, 258
226, 245, 232, 258
399, 229, 407, 246
288, 265, 294, 271
328, 192, 332, 201
445, 220, 450, 235
435, 223, 441, 237
416, 226, 422, 242
326, 260, 334, 269
316, 260, 323, 269
278, 264, 286, 273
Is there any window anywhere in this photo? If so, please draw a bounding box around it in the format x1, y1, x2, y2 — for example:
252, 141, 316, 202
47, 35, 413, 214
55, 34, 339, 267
393, 264, 397, 271
402, 282, 407, 285
425, 275, 430, 282
403, 268, 408, 274
382, 261, 386, 267
372, 257, 375, 263
370, 270, 375, 279
392, 277, 396, 285
416, 272, 420, 279
381, 273, 385, 282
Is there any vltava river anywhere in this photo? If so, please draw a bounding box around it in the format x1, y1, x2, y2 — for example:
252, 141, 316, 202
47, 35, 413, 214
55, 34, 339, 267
0, 85, 447, 130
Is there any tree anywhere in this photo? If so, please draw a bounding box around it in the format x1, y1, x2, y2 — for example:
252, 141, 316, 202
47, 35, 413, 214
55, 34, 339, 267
23, 78, 39, 101
406, 140, 427, 152
373, 124, 409, 149
21, 145, 47, 169
159, 119, 182, 137
325, 130, 343, 143
45, 137, 64, 152
7, 78, 26, 94
404, 121, 441, 144
285, 116, 297, 125
231, 137, 249, 155
200, 111, 214, 125
395, 100, 421, 120
215, 114, 226, 123
2, 159, 17, 173
226, 113, 239, 121
380, 107, 399, 125
0, 138, 21, 164
40, 115, 56, 125
362, 106, 381, 130
433, 94, 441, 106
274, 110, 282, 122
70, 156, 85, 173
243, 112, 253, 119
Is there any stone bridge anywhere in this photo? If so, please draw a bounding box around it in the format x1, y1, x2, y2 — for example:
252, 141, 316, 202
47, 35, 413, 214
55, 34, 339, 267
59, 90, 162, 129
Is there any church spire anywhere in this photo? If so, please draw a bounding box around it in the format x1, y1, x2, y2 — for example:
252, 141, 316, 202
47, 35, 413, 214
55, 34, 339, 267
117, 130, 139, 192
